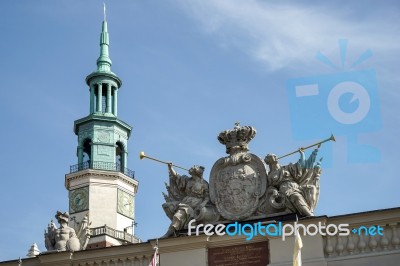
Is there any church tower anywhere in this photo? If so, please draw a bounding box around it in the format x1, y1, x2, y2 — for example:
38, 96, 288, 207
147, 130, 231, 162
65, 13, 139, 248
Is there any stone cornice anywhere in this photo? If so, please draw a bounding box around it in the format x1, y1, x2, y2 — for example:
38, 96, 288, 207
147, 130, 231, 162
73, 115, 132, 137
65, 169, 138, 192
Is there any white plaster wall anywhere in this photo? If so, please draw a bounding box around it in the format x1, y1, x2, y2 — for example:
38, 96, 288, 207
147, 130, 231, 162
269, 235, 327, 266
117, 213, 134, 235
327, 253, 400, 266
116, 177, 137, 193
116, 180, 137, 235
161, 248, 206, 266
89, 182, 117, 228
87, 235, 122, 246
68, 175, 90, 189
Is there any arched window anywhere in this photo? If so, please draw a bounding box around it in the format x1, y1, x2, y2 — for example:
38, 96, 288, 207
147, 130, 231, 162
115, 142, 125, 172
83, 139, 92, 168
102, 84, 107, 113
94, 83, 108, 113
94, 84, 100, 112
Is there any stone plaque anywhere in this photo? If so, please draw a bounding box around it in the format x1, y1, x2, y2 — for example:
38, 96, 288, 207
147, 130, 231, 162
208, 241, 269, 266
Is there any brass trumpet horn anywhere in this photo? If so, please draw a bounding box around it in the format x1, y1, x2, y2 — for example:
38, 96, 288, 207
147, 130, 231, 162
277, 134, 336, 160
139, 151, 189, 171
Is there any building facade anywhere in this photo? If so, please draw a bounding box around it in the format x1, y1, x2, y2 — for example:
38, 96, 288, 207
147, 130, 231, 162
1, 208, 400, 265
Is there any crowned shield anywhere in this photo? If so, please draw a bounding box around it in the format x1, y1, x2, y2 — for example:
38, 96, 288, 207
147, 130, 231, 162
209, 123, 267, 221
209, 154, 267, 220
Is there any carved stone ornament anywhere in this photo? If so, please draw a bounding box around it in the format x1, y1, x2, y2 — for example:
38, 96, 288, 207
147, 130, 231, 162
208, 123, 267, 220
209, 150, 267, 220
161, 123, 324, 235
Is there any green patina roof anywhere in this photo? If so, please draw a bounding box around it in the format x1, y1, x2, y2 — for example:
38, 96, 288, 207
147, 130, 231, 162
76, 14, 131, 136
85, 18, 122, 87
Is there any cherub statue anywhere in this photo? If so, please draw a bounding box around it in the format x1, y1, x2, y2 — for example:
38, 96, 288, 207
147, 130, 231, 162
162, 163, 209, 237
264, 148, 322, 216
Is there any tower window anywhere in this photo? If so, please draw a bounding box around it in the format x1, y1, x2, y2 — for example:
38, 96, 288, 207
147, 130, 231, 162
111, 86, 115, 112
94, 84, 98, 111
116, 142, 124, 172
102, 94, 107, 113
94, 84, 102, 112
83, 139, 92, 166
102, 84, 107, 113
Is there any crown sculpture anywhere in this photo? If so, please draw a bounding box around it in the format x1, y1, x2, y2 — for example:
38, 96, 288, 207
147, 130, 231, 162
155, 123, 328, 237
218, 122, 257, 154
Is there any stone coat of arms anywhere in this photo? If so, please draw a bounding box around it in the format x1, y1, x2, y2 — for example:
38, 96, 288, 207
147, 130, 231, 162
209, 124, 267, 220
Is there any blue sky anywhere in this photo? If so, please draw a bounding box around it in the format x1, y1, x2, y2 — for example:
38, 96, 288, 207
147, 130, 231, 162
0, 0, 399, 261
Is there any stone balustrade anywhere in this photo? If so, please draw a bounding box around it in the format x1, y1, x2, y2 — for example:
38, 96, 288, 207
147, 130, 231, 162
323, 222, 400, 258
91, 225, 141, 244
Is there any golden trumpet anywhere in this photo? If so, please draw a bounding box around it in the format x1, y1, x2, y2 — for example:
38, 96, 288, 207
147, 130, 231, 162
277, 134, 336, 160
139, 151, 189, 171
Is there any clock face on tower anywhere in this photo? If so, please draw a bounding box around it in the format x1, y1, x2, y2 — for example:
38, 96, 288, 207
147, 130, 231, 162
69, 186, 89, 214
117, 189, 134, 218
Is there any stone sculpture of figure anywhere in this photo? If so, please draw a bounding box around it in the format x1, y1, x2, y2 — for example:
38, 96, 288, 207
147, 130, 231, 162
74, 213, 91, 250
162, 163, 209, 237
44, 211, 81, 252
44, 220, 57, 250
264, 148, 322, 216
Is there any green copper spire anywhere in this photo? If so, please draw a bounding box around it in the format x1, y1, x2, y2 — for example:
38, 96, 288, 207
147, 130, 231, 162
85, 4, 122, 117
96, 6, 112, 72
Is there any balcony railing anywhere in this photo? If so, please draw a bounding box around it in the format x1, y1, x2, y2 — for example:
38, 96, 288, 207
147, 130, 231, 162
70, 161, 135, 179
91, 225, 141, 244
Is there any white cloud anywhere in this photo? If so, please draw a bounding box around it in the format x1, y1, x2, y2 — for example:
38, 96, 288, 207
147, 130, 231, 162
175, 0, 400, 72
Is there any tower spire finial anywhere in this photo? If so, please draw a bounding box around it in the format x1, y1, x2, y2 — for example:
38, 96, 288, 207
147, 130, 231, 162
103, 2, 106, 21
96, 3, 112, 72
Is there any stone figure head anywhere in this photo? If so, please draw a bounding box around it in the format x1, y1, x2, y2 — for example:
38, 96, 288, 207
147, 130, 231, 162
264, 154, 278, 166
55, 211, 70, 226
189, 165, 205, 177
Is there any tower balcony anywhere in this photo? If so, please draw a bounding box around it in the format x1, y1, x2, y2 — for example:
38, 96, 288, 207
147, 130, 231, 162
69, 161, 135, 179
86, 224, 142, 249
